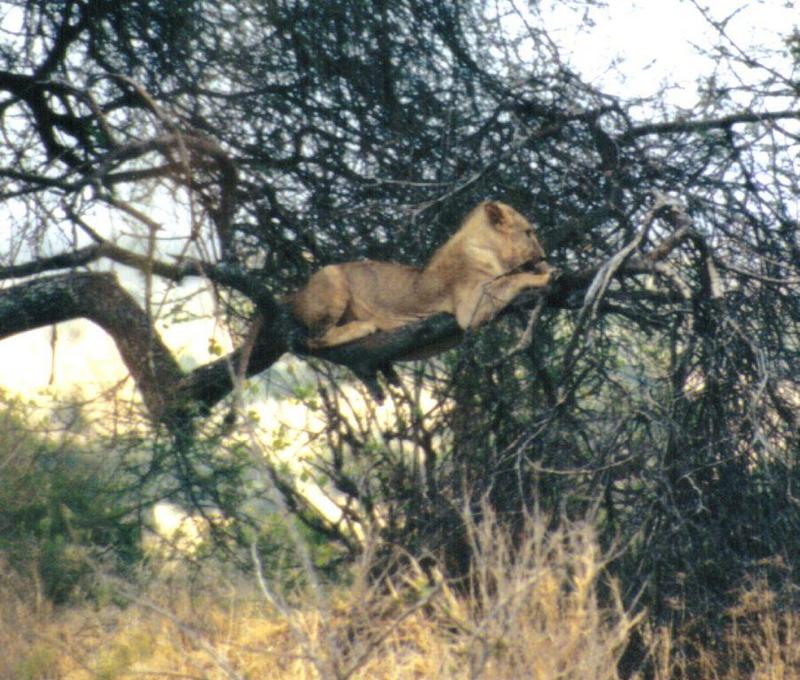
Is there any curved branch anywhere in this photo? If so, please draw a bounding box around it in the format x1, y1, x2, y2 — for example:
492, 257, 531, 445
0, 245, 103, 279
0, 239, 282, 320
0, 267, 286, 430
0, 272, 183, 422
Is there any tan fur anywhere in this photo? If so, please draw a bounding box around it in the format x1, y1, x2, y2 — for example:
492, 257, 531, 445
289, 201, 552, 348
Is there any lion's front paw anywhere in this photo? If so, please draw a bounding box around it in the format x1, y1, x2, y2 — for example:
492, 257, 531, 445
546, 267, 561, 283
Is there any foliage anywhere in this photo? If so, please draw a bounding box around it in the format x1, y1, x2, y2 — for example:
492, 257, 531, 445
0, 393, 143, 603
1, 0, 800, 670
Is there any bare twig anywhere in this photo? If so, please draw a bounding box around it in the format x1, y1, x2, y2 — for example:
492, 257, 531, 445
581, 191, 679, 321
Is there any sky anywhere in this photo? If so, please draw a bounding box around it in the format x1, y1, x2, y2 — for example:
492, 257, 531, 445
0, 0, 796, 405
543, 0, 796, 106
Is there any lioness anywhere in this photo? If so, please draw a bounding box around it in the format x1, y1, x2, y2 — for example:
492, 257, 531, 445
289, 201, 552, 348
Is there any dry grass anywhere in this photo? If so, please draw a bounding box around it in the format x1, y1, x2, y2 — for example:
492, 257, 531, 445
642, 577, 800, 680
0, 509, 634, 680
2, 515, 799, 680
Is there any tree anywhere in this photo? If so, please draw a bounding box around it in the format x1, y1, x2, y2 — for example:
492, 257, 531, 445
2, 0, 799, 622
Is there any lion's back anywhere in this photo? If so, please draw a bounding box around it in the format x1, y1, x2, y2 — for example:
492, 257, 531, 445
339, 261, 428, 317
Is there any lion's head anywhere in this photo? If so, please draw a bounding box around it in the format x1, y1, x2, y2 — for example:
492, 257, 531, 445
465, 201, 550, 275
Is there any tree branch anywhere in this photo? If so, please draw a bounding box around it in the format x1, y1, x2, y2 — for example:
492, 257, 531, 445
620, 109, 799, 142
0, 272, 183, 422
0, 265, 287, 431
0, 196, 709, 424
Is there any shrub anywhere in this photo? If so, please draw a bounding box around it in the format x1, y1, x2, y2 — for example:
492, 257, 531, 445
0, 393, 142, 603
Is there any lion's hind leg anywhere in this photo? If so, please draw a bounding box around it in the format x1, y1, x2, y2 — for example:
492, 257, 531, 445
297, 265, 382, 348
309, 319, 379, 348
292, 265, 352, 342
311, 314, 414, 348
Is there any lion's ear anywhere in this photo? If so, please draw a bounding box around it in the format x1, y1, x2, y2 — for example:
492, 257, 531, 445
484, 201, 506, 229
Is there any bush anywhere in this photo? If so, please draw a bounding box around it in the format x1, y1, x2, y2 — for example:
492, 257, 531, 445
0, 393, 142, 604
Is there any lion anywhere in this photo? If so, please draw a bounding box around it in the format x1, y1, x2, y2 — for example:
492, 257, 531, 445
288, 201, 553, 348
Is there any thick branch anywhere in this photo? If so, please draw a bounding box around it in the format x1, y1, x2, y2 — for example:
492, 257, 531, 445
0, 268, 287, 428
174, 312, 289, 409
0, 272, 183, 422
